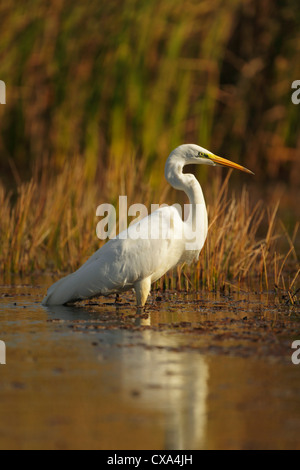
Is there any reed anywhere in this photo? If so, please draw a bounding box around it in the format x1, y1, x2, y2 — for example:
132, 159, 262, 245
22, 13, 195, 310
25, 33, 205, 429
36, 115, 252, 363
0, 0, 299, 299
157, 173, 299, 296
0, 158, 298, 299
0, 0, 299, 186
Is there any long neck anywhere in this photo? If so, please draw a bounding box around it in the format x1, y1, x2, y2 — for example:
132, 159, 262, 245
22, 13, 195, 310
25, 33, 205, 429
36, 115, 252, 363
165, 158, 207, 229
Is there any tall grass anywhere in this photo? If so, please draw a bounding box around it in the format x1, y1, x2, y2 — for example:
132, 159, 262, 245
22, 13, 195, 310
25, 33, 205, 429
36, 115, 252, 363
156, 171, 299, 296
0, 159, 298, 299
0, 160, 98, 274
0, 0, 299, 187
0, 0, 299, 299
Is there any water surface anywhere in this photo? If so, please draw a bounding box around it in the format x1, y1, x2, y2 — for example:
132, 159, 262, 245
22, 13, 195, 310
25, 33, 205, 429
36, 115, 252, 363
0, 276, 299, 450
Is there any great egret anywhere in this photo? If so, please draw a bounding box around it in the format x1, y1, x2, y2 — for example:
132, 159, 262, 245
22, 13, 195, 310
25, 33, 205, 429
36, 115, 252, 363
42, 144, 253, 307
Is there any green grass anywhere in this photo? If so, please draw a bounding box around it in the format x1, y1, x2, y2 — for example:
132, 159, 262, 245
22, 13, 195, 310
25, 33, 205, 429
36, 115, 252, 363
0, 0, 299, 185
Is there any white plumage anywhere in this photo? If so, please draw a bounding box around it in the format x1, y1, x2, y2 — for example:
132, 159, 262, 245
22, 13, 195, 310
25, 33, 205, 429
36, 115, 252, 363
42, 144, 252, 307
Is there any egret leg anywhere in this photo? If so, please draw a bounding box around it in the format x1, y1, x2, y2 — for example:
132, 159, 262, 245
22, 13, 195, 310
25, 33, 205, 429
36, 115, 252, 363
134, 277, 151, 308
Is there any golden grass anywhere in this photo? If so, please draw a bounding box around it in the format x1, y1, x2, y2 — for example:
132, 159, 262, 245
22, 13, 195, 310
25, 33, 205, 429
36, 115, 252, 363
156, 173, 299, 299
0, 158, 298, 303
0, 160, 98, 274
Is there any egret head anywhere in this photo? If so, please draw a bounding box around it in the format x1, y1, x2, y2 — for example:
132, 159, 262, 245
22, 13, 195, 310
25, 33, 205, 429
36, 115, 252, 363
170, 144, 254, 175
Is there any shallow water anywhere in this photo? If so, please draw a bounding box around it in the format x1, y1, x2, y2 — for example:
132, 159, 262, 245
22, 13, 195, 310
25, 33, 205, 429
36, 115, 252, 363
0, 276, 299, 450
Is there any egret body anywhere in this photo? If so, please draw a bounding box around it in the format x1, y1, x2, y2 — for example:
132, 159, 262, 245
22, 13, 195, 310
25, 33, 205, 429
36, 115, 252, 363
42, 144, 253, 307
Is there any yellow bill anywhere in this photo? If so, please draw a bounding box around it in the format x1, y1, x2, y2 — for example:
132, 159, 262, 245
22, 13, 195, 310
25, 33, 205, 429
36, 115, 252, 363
210, 154, 254, 175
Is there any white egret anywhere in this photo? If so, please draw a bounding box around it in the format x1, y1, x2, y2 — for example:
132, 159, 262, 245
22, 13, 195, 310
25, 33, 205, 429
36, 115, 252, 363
42, 144, 253, 307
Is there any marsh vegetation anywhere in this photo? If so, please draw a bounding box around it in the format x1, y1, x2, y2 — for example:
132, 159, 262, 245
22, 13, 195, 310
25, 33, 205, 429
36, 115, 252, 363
0, 0, 299, 300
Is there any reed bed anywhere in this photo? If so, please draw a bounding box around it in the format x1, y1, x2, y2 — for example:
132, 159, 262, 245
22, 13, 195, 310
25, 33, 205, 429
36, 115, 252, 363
0, 0, 299, 302
0, 0, 299, 186
0, 158, 298, 303
157, 173, 299, 300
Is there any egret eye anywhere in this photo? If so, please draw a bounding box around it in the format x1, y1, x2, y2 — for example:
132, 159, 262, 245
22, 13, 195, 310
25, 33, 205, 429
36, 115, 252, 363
198, 152, 208, 158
